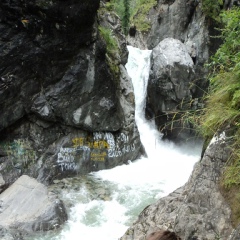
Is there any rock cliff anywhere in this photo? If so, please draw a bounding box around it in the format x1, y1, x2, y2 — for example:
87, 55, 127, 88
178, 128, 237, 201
0, 0, 142, 188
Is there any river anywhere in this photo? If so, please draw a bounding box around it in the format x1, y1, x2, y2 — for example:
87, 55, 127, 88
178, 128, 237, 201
30, 46, 202, 240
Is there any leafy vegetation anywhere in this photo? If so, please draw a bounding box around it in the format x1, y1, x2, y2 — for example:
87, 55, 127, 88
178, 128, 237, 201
185, 6, 240, 138
169, 6, 240, 225
200, 7, 240, 178
201, 0, 223, 21
130, 0, 157, 32
107, 0, 157, 34
122, 0, 130, 35
198, 7, 240, 224
98, 26, 118, 57
98, 25, 120, 78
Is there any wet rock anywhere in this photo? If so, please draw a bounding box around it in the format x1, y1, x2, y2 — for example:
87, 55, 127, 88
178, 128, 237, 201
146, 38, 195, 141
121, 132, 235, 239
0, 175, 67, 235
53, 180, 61, 184
147, 0, 201, 49
0, 174, 5, 194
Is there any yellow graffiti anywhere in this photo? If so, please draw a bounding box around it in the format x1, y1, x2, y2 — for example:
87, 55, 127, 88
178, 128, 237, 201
90, 152, 107, 162
21, 19, 29, 23
91, 157, 105, 161
72, 137, 109, 149
21, 19, 29, 28
91, 152, 107, 157
72, 137, 84, 147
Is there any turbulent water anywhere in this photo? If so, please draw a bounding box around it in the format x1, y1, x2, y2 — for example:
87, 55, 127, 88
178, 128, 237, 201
31, 46, 202, 240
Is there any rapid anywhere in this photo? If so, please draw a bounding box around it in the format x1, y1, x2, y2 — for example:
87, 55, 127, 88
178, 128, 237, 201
30, 46, 202, 240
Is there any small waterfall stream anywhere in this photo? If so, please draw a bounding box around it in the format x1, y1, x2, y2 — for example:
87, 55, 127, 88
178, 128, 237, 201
30, 46, 202, 240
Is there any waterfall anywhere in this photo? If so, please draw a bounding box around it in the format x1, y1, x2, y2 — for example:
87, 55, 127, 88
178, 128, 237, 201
31, 47, 201, 240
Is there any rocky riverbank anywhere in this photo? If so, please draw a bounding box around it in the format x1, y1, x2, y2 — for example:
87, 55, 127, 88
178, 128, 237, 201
120, 132, 240, 239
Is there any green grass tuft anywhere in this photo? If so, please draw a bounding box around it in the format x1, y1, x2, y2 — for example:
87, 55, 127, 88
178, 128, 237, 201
130, 0, 157, 32
98, 26, 118, 57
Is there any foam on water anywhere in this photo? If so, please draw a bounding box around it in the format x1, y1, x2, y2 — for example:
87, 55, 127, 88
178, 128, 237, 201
31, 46, 202, 240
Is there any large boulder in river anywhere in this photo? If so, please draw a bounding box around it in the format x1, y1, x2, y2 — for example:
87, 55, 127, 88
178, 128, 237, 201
0, 1, 142, 187
0, 175, 67, 236
121, 132, 238, 239
146, 38, 195, 141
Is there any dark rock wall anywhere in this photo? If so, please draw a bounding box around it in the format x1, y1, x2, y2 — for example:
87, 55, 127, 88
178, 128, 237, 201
0, 0, 100, 130
0, 1, 142, 187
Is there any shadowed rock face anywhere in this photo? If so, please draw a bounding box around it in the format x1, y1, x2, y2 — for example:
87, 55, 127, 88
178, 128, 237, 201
146, 230, 181, 240
0, 1, 142, 187
0, 0, 115, 131
0, 175, 67, 234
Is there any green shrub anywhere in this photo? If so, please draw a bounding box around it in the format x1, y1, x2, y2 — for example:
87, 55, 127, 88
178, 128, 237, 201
105, 2, 115, 11
194, 8, 240, 225
200, 8, 240, 188
122, 0, 131, 35
98, 26, 118, 57
107, 0, 157, 34
131, 0, 157, 32
201, 0, 223, 21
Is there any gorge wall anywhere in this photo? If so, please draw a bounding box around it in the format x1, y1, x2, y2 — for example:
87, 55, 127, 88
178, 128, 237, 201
1, 0, 240, 239
122, 0, 240, 239
0, 0, 142, 189
129, 0, 210, 142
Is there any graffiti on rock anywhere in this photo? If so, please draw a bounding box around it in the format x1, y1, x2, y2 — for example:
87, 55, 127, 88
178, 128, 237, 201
72, 137, 109, 149
57, 147, 78, 171
1, 139, 37, 167
57, 132, 136, 171
93, 132, 135, 158
90, 152, 107, 162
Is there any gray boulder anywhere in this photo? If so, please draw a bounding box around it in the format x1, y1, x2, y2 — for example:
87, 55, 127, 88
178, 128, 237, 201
0, 175, 67, 235
121, 132, 236, 240
146, 38, 195, 141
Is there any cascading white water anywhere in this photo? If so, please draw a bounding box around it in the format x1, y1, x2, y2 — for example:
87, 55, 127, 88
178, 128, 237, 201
31, 47, 202, 240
